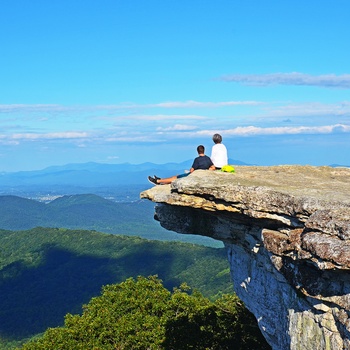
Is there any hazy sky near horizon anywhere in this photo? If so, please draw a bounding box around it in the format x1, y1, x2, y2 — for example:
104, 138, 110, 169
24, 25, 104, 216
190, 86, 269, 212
1, 0, 350, 172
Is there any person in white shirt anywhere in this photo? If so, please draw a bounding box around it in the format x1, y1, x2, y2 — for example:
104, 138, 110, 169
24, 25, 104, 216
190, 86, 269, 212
210, 133, 228, 169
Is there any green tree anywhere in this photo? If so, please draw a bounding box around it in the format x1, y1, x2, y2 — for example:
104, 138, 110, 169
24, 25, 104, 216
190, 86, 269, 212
21, 276, 269, 350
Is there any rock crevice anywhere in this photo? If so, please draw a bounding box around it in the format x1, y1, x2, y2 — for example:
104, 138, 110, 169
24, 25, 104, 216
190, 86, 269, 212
141, 165, 350, 350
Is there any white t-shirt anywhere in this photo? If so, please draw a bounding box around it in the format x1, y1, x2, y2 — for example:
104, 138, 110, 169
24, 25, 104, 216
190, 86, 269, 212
211, 143, 228, 168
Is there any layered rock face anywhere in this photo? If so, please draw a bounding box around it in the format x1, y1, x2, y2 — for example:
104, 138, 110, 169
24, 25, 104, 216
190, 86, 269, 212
141, 165, 350, 350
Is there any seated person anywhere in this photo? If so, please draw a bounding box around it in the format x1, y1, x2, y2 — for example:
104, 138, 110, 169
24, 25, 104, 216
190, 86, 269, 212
211, 133, 228, 169
148, 145, 215, 185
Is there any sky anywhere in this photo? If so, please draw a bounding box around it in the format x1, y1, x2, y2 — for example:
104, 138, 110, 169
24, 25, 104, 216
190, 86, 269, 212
1, 0, 350, 172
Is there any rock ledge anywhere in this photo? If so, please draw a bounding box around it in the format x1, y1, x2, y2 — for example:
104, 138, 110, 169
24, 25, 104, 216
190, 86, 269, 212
141, 165, 350, 350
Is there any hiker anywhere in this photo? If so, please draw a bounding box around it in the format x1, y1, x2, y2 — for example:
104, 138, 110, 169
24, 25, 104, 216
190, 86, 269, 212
148, 145, 215, 185
210, 133, 228, 170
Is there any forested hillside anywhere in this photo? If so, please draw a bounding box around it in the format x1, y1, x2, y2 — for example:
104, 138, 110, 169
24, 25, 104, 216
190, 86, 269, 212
0, 194, 221, 247
22, 276, 270, 350
0, 194, 161, 232
0, 228, 231, 349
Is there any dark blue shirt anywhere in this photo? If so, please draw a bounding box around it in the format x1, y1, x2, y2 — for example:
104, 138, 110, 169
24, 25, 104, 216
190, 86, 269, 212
191, 155, 213, 170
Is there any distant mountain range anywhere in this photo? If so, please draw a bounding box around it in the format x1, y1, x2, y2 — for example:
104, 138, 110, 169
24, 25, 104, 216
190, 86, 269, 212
0, 160, 248, 202
0, 159, 247, 187
0, 160, 242, 247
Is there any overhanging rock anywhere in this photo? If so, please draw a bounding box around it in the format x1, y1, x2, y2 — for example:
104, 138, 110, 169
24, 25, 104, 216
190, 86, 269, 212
141, 165, 350, 350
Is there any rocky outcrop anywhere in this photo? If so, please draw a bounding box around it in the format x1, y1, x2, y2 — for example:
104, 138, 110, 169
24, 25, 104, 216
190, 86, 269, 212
140, 165, 350, 350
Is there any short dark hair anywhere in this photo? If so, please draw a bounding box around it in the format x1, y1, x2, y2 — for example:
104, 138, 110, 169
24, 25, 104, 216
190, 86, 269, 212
212, 133, 222, 144
197, 145, 205, 154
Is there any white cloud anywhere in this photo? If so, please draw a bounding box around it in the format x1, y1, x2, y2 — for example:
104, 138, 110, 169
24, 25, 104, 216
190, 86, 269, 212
261, 101, 350, 118
119, 114, 208, 121
0, 100, 263, 115
197, 124, 350, 137
156, 124, 197, 132
151, 100, 263, 108
11, 132, 89, 140
91, 101, 263, 110
219, 72, 350, 89
104, 135, 162, 142
0, 104, 72, 113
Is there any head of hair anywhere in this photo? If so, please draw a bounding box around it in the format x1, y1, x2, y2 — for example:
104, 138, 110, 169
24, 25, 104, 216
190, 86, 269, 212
197, 145, 205, 154
212, 133, 222, 144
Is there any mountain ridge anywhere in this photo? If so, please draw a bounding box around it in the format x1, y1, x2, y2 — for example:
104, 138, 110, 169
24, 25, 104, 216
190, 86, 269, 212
0, 160, 249, 202
0, 194, 221, 247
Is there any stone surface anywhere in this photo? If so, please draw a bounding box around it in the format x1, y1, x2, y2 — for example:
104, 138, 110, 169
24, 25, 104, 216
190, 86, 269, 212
140, 165, 350, 350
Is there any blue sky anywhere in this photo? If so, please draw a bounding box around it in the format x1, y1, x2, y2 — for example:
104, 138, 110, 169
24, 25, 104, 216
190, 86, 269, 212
1, 0, 350, 172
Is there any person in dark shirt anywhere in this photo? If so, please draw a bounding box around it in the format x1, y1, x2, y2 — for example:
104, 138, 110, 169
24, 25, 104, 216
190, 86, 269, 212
148, 145, 215, 185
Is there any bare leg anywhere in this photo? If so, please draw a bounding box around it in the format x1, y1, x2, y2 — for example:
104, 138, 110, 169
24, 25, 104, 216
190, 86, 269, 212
157, 175, 178, 184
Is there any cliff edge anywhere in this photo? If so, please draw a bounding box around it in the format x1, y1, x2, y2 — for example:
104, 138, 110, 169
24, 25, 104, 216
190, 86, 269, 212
141, 165, 350, 350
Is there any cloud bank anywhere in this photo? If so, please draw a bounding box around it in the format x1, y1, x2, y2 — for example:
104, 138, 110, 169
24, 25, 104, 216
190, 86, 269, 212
2, 124, 349, 146
151, 101, 262, 108
219, 73, 350, 89
1, 100, 349, 147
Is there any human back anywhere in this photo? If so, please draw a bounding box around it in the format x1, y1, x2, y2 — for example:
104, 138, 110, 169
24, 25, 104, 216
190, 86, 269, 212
211, 134, 228, 169
192, 155, 213, 170
192, 145, 214, 170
